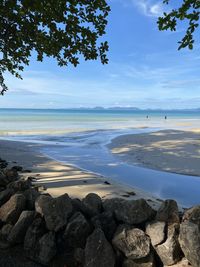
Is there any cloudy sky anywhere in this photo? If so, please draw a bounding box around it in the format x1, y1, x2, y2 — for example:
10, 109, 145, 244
1, 0, 200, 109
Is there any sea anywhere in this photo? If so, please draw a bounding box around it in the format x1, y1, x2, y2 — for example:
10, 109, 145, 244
0, 108, 199, 207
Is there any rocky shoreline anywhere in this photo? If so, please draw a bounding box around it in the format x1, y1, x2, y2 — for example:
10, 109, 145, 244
0, 157, 198, 267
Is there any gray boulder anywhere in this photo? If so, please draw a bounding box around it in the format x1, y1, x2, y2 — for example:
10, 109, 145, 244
38, 232, 57, 265
4, 168, 19, 181
122, 252, 155, 267
92, 211, 117, 241
7, 179, 31, 191
179, 206, 200, 267
8, 210, 35, 244
146, 221, 166, 246
156, 223, 182, 266
112, 225, 151, 260
0, 188, 14, 206
156, 200, 180, 224
35, 193, 73, 231
0, 224, 13, 239
64, 211, 92, 248
103, 198, 155, 224
82, 193, 102, 217
24, 217, 46, 260
23, 188, 40, 210
84, 228, 115, 267
0, 193, 26, 223
0, 171, 10, 187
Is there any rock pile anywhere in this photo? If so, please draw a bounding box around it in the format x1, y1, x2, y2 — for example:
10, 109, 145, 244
0, 157, 199, 266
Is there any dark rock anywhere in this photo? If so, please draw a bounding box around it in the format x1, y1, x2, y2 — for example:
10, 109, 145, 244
8, 210, 35, 244
7, 179, 31, 191
82, 193, 102, 217
52, 248, 85, 267
24, 217, 47, 260
12, 166, 23, 172
35, 193, 73, 231
112, 225, 151, 260
156, 223, 182, 266
0, 224, 13, 240
91, 211, 117, 241
0, 171, 10, 187
146, 221, 166, 246
4, 168, 19, 181
23, 188, 40, 210
122, 252, 155, 267
38, 232, 57, 265
0, 193, 26, 224
156, 200, 180, 224
64, 211, 92, 248
0, 188, 14, 206
179, 206, 200, 267
103, 198, 155, 224
0, 161, 8, 169
84, 228, 115, 267
72, 198, 86, 213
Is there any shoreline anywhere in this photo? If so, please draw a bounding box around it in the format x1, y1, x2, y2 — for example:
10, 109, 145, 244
0, 139, 161, 209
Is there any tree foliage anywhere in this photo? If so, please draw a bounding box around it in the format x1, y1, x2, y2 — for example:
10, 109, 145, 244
0, 0, 110, 94
158, 0, 200, 50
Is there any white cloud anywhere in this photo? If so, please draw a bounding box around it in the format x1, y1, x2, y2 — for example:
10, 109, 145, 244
133, 0, 164, 17
115, 0, 165, 17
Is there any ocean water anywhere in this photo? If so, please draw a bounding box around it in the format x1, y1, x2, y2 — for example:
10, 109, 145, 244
0, 108, 199, 135
0, 108, 200, 207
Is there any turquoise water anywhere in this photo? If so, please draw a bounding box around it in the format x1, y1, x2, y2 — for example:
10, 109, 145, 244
0, 108, 199, 135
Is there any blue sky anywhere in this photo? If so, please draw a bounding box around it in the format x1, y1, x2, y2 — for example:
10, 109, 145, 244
1, 0, 200, 109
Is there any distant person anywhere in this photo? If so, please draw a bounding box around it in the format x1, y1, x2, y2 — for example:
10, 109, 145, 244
146, 115, 149, 119
165, 116, 167, 120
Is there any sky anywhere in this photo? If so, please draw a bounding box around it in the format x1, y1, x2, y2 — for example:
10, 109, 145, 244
1, 0, 200, 109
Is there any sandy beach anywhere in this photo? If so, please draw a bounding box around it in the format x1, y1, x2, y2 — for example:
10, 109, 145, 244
108, 129, 200, 177
0, 139, 160, 209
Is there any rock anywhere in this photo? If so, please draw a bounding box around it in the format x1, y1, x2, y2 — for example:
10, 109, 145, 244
12, 165, 23, 172
35, 193, 73, 231
156, 200, 179, 224
123, 252, 155, 267
0, 160, 8, 169
7, 179, 31, 191
179, 206, 200, 267
23, 188, 40, 210
156, 223, 182, 266
71, 198, 88, 215
4, 168, 19, 181
55, 248, 85, 267
0, 224, 13, 240
0, 188, 14, 206
0, 171, 10, 187
64, 211, 92, 248
112, 225, 151, 260
24, 217, 47, 260
84, 228, 115, 267
8, 210, 35, 244
146, 221, 166, 246
0, 193, 26, 224
164, 258, 191, 267
38, 232, 57, 265
91, 211, 117, 241
82, 193, 102, 217
103, 198, 155, 224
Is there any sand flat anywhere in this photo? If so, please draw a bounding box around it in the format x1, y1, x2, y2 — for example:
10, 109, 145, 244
108, 129, 200, 176
0, 139, 160, 208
